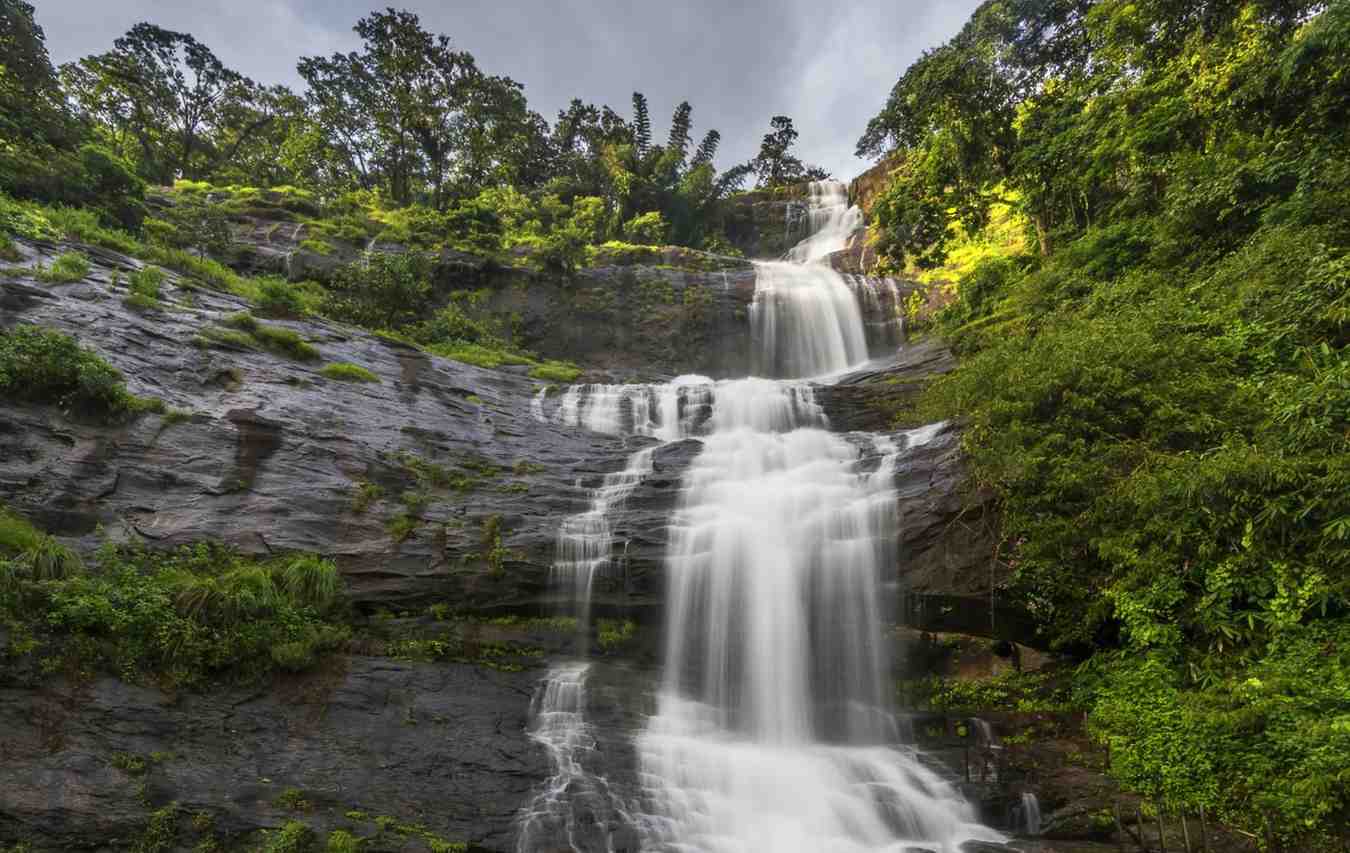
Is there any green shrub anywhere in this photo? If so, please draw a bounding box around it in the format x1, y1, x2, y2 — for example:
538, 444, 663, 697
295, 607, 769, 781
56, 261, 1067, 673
425, 342, 532, 369
0, 325, 150, 418
0, 232, 19, 262
0, 506, 82, 588
256, 277, 307, 317
122, 293, 159, 312
0, 192, 56, 240
222, 313, 319, 361
349, 482, 383, 513
298, 238, 334, 256
123, 266, 166, 311
35, 251, 90, 283
259, 820, 313, 853
597, 618, 636, 651
321, 252, 435, 330
321, 363, 379, 383
527, 361, 582, 383
622, 211, 669, 245
4, 538, 350, 688
129, 267, 166, 299
253, 324, 320, 361
196, 327, 256, 351
325, 830, 360, 853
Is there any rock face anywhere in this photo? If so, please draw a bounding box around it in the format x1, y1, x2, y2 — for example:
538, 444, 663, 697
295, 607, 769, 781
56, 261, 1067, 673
0, 238, 679, 614
0, 233, 1012, 851
720, 185, 811, 259
0, 657, 545, 850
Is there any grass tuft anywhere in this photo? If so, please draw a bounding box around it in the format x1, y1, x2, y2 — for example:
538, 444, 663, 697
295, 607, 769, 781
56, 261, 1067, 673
321, 362, 379, 383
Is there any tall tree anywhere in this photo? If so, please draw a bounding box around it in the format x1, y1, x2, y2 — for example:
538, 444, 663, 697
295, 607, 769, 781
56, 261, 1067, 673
0, 0, 77, 148
62, 24, 263, 183
630, 92, 652, 157
298, 8, 548, 208
751, 115, 829, 188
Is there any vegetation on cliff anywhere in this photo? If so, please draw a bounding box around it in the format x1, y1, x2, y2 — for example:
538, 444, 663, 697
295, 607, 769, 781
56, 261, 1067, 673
862, 0, 1348, 843
0, 1, 825, 262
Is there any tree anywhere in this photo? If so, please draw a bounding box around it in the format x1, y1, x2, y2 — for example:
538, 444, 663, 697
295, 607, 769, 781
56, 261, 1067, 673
298, 8, 549, 209
0, 0, 77, 148
62, 24, 266, 183
630, 92, 652, 157
751, 115, 829, 188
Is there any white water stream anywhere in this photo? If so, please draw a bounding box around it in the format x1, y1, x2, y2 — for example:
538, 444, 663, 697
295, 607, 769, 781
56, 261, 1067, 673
521, 181, 1001, 852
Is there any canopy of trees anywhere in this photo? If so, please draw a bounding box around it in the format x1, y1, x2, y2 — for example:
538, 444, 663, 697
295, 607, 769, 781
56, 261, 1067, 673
0, 2, 833, 253
862, 1, 1349, 843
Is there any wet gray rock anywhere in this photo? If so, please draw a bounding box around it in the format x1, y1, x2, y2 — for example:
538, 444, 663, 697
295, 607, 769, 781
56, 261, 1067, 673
0, 657, 545, 850
0, 239, 686, 614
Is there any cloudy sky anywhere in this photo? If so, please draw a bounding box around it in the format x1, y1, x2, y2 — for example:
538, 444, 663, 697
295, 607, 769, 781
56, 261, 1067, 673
34, 0, 980, 181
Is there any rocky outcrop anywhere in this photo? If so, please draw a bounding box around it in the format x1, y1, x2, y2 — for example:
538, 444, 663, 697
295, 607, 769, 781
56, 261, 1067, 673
848, 154, 902, 217
1, 238, 687, 614
0, 233, 1022, 851
720, 185, 810, 259
1, 238, 998, 616
0, 656, 545, 850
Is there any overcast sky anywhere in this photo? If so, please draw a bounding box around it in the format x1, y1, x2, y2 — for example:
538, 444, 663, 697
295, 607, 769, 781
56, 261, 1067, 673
34, 0, 980, 181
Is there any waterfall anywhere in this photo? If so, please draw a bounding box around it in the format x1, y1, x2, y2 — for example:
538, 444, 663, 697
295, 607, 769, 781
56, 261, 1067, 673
751, 182, 870, 379
1014, 792, 1042, 837
516, 663, 635, 853
521, 180, 1002, 852
632, 182, 1000, 852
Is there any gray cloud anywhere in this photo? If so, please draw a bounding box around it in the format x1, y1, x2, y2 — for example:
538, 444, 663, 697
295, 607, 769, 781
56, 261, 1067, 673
35, 0, 980, 180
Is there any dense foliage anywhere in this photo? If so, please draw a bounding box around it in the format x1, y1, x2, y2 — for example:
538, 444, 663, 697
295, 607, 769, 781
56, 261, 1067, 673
0, 324, 163, 419
0, 508, 348, 689
0, 2, 826, 256
862, 0, 1348, 843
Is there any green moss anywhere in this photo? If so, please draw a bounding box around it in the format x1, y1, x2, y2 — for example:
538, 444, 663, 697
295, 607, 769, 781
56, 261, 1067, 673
133, 803, 179, 853
196, 327, 256, 351
527, 361, 582, 383
321, 362, 379, 383
597, 618, 636, 651
386, 513, 419, 543
0, 232, 20, 261
298, 238, 334, 256
425, 341, 533, 369
216, 312, 319, 361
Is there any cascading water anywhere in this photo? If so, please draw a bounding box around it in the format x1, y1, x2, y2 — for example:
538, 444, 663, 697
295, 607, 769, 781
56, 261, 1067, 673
751, 182, 869, 378
520, 181, 1002, 852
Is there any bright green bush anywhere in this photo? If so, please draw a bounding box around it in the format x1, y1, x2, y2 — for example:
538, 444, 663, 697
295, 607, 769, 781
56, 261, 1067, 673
35, 251, 90, 283
123, 266, 166, 311
321, 363, 379, 383
256, 277, 307, 317
527, 361, 582, 383
3, 537, 349, 688
622, 210, 669, 245
258, 820, 313, 853
325, 830, 360, 853
0, 325, 150, 417
321, 252, 435, 330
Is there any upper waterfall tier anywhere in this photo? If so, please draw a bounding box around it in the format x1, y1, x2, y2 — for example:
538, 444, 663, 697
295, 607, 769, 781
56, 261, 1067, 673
751, 180, 872, 379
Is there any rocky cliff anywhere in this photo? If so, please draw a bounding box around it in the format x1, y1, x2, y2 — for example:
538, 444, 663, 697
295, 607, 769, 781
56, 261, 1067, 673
0, 225, 1006, 850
